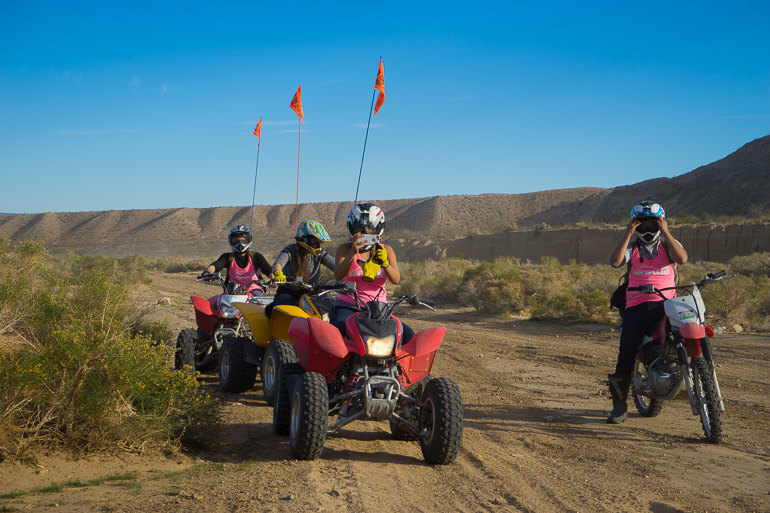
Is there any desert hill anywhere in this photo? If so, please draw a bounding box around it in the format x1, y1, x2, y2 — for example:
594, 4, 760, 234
1, 135, 768, 262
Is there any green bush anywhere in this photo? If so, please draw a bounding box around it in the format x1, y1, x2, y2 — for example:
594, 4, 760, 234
0, 240, 219, 461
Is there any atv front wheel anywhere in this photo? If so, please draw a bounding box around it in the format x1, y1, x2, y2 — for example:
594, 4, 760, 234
218, 337, 258, 393
419, 378, 463, 465
273, 363, 304, 436
262, 339, 299, 406
289, 372, 328, 460
174, 328, 197, 370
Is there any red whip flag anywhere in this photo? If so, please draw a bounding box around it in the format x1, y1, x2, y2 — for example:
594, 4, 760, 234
373, 59, 385, 115
253, 118, 262, 138
290, 86, 304, 120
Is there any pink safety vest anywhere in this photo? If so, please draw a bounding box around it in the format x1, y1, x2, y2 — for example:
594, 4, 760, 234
228, 255, 260, 293
338, 251, 388, 306
626, 242, 676, 309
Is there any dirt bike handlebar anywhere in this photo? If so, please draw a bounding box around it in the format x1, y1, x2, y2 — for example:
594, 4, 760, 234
627, 271, 735, 299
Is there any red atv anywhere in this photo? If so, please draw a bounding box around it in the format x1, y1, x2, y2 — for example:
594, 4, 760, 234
174, 272, 271, 373
272, 283, 463, 464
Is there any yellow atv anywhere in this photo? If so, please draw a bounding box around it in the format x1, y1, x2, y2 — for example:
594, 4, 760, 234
217, 281, 338, 404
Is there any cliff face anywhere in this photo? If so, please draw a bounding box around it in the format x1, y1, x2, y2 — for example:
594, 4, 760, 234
390, 223, 770, 264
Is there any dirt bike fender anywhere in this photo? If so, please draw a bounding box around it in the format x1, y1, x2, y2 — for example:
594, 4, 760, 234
289, 317, 349, 378
399, 326, 446, 358
678, 323, 706, 340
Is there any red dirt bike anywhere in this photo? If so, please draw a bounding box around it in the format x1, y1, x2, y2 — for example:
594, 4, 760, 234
174, 272, 271, 373
628, 271, 733, 443
272, 283, 463, 464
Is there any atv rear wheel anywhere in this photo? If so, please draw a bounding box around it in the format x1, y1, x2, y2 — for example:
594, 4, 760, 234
174, 328, 197, 370
273, 363, 304, 436
218, 337, 258, 393
262, 339, 299, 406
419, 378, 463, 465
289, 372, 328, 460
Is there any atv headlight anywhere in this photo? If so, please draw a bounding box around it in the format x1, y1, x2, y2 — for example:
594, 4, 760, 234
365, 335, 396, 357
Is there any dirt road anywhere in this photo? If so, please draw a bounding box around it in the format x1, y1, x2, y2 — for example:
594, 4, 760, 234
1, 271, 768, 512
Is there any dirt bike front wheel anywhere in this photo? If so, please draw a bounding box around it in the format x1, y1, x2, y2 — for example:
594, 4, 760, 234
691, 356, 722, 443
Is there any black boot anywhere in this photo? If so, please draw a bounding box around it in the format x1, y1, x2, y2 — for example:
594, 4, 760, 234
607, 374, 630, 424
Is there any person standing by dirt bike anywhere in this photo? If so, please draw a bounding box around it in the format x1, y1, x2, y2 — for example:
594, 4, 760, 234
202, 225, 274, 293
606, 201, 688, 423
267, 220, 336, 315
330, 202, 415, 342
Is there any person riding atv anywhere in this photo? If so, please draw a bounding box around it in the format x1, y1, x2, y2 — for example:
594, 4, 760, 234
268, 220, 335, 315
203, 225, 274, 292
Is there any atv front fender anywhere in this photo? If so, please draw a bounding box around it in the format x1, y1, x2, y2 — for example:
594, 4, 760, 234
191, 295, 218, 336
399, 326, 446, 358
289, 317, 350, 380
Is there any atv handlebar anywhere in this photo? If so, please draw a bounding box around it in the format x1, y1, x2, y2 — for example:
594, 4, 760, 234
628, 270, 735, 300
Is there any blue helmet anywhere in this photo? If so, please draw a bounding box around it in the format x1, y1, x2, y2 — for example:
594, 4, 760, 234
631, 200, 665, 220
295, 220, 330, 256
631, 201, 665, 244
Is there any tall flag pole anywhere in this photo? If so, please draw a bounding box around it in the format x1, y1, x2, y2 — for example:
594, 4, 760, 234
290, 85, 304, 232
354, 58, 385, 204
249, 118, 262, 232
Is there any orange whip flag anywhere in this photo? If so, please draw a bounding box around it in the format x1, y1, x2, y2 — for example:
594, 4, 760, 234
290, 86, 304, 120
253, 118, 262, 138
373, 59, 385, 115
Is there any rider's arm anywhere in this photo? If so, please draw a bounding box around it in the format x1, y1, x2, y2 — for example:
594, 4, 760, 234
334, 242, 357, 281
207, 253, 230, 273
658, 218, 688, 265
320, 250, 336, 272
610, 220, 639, 268
272, 245, 293, 273
381, 244, 401, 285
252, 252, 274, 277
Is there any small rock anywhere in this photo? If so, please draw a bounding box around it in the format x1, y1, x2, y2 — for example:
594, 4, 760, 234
35, 468, 49, 475
491, 497, 507, 505
157, 297, 172, 306
329, 489, 342, 497
732, 324, 743, 333
544, 415, 555, 422
715, 326, 725, 335
192, 494, 204, 500
281, 494, 295, 501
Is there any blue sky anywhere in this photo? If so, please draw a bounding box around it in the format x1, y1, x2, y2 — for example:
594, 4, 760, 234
1, 1, 768, 214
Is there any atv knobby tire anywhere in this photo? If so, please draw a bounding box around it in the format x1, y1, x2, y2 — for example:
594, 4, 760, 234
289, 372, 328, 460
175, 328, 197, 371
419, 378, 463, 465
273, 363, 304, 436
262, 339, 299, 406
218, 337, 258, 393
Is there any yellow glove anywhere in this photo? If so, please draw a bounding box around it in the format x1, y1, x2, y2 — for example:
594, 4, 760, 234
372, 245, 389, 268
273, 269, 287, 282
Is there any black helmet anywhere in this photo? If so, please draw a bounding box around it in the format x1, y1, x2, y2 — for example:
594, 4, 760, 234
228, 225, 252, 253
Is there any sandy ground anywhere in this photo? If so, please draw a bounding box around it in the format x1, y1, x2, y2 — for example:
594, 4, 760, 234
1, 271, 768, 513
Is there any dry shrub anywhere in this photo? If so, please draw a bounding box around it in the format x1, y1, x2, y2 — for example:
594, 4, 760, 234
0, 239, 219, 462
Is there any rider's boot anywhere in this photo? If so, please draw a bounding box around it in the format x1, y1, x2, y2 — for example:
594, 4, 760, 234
606, 374, 630, 424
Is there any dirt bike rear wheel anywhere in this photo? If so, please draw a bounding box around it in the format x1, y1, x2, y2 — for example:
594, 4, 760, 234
631, 354, 664, 417
273, 363, 303, 436
262, 339, 299, 406
174, 328, 197, 370
289, 372, 328, 460
692, 357, 722, 443
419, 378, 463, 465
218, 337, 258, 393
